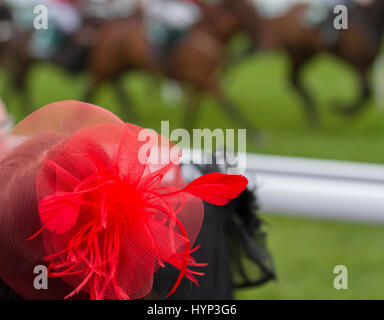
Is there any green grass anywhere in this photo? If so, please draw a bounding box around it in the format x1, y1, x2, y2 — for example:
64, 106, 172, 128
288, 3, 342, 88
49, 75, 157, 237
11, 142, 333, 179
2, 51, 384, 299
236, 215, 384, 300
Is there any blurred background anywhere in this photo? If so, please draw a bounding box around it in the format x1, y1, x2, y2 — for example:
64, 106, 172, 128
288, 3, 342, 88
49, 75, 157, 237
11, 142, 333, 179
1, 0, 384, 299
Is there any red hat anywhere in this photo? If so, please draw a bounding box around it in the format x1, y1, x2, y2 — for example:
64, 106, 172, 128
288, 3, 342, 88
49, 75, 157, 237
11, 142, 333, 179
0, 101, 247, 300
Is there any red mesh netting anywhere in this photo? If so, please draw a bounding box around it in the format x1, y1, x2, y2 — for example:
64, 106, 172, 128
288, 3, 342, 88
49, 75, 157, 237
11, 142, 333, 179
0, 100, 247, 300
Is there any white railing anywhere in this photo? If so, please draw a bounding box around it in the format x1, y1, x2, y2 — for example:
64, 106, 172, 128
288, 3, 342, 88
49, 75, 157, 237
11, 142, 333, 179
182, 151, 384, 224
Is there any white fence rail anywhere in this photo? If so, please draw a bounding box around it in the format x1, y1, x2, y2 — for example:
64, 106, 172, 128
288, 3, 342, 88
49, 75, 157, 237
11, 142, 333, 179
182, 152, 384, 224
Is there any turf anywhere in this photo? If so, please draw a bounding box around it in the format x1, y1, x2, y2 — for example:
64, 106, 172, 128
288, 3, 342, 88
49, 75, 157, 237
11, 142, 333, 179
236, 215, 384, 300
2, 51, 384, 299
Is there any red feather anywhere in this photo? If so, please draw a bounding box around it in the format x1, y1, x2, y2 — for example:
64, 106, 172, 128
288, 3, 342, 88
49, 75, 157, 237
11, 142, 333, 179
39, 192, 83, 234
183, 173, 248, 205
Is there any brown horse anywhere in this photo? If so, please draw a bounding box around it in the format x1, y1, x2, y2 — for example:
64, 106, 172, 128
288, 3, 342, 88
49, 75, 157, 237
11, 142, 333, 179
0, 7, 107, 115
257, 0, 384, 126
86, 0, 263, 137
0, 5, 34, 112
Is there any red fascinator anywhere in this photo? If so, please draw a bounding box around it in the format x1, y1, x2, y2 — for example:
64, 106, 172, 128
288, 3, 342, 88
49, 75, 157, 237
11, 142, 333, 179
0, 101, 247, 300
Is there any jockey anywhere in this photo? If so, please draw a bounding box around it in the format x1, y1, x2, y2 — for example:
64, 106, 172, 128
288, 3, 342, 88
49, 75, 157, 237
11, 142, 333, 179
5, 0, 38, 30
30, 0, 82, 58
304, 0, 339, 28
48, 0, 82, 36
5, 0, 82, 58
84, 0, 137, 19
142, 0, 201, 30
6, 0, 81, 33
142, 0, 202, 56
303, 0, 361, 46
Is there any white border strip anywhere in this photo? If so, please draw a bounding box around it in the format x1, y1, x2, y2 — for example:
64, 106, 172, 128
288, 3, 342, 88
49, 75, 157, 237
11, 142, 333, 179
182, 151, 384, 224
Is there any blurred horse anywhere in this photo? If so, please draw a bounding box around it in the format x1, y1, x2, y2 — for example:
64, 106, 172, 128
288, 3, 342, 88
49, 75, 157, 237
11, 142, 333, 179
257, 0, 384, 125
0, 5, 33, 110
0, 4, 109, 115
86, 0, 263, 136
0, 29, 93, 113
0, 1, 263, 135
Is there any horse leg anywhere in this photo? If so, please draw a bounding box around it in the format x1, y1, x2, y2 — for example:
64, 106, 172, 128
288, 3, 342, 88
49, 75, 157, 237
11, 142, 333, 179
82, 79, 97, 103
84, 75, 138, 122
113, 78, 139, 123
11, 66, 34, 116
1, 75, 14, 107
183, 86, 202, 134
290, 55, 318, 128
19, 78, 33, 114
333, 68, 371, 116
83, 74, 106, 107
